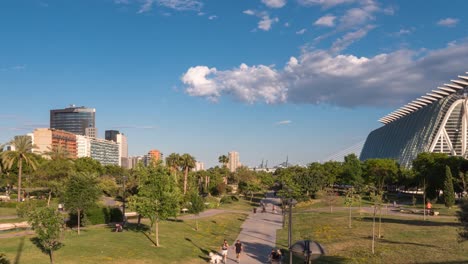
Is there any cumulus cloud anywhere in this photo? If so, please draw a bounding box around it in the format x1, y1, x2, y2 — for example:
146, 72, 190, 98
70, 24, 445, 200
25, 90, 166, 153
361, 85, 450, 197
208, 15, 217, 20
296, 28, 307, 35
261, 0, 286, 8
258, 16, 279, 31
275, 120, 292, 125
391, 28, 413, 37
182, 63, 286, 103
437, 18, 459, 27
182, 42, 468, 107
314, 15, 336, 27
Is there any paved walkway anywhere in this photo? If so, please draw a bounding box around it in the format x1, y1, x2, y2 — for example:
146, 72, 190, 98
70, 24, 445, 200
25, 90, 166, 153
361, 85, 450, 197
225, 192, 283, 264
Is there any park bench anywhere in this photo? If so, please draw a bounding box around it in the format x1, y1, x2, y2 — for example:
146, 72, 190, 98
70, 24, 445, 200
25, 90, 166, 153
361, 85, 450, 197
181, 208, 189, 213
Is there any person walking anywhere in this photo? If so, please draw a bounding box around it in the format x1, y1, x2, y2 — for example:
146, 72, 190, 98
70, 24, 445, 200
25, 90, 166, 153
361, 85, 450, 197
221, 239, 229, 263
234, 239, 243, 263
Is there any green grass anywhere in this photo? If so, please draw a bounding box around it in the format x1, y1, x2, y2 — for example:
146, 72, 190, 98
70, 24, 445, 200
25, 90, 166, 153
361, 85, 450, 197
218, 194, 264, 211
0, 207, 17, 217
276, 208, 468, 264
0, 217, 25, 224
0, 213, 247, 264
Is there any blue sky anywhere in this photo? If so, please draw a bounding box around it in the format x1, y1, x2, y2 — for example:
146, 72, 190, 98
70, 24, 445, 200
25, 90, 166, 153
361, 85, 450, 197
1, 0, 467, 168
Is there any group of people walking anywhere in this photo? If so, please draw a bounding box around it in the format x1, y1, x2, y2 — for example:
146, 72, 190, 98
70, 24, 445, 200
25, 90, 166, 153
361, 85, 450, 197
259, 202, 278, 214
219, 239, 282, 264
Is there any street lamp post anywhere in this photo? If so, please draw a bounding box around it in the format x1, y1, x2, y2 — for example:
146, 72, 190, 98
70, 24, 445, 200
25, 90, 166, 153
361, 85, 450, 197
288, 198, 297, 264
122, 176, 128, 221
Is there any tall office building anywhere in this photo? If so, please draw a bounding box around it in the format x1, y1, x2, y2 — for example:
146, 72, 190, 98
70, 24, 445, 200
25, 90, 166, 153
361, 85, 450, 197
105, 130, 128, 167
89, 138, 119, 166
228, 151, 241, 172
50, 105, 96, 136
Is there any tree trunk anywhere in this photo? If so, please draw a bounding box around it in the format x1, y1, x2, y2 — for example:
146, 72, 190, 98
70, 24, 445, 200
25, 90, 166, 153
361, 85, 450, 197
137, 214, 142, 228
155, 219, 159, 247
348, 205, 352, 228
378, 204, 382, 239
49, 250, 54, 264
196, 219, 199, 231
77, 210, 81, 235
372, 205, 376, 254
184, 167, 188, 195
17, 157, 23, 202
423, 180, 426, 221
47, 190, 52, 207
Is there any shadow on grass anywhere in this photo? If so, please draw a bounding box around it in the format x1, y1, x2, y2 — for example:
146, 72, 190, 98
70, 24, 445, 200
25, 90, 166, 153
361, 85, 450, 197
359, 217, 459, 227
417, 262, 468, 264
379, 239, 440, 248
14, 236, 25, 264
184, 237, 211, 262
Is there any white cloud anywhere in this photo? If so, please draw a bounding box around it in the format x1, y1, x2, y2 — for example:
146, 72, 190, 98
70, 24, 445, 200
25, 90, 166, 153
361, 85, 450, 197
261, 0, 286, 8
339, 6, 375, 29
182, 63, 286, 104
330, 25, 374, 53
296, 28, 307, 35
258, 16, 279, 31
391, 28, 413, 37
298, 0, 356, 8
243, 9, 255, 16
314, 15, 336, 27
284, 22, 290, 27
437, 18, 459, 27
137, 0, 202, 13
208, 15, 217, 20
275, 120, 292, 125
182, 42, 468, 107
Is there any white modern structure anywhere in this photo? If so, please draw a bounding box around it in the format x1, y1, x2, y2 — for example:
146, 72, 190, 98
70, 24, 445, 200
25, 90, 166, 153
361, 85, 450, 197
228, 151, 241, 172
361, 73, 468, 167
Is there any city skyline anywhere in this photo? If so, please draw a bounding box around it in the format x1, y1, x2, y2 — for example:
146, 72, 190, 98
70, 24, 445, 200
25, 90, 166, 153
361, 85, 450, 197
1, 0, 468, 168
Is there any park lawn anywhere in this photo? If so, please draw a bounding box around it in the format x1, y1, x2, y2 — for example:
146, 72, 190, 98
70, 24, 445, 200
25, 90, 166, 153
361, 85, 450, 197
0, 212, 247, 264
218, 193, 265, 212
276, 209, 468, 264
0, 207, 17, 217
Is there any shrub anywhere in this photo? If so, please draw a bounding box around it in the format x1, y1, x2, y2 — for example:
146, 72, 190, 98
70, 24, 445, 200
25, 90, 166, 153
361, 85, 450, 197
204, 196, 220, 209
220, 196, 233, 204
225, 185, 233, 193
0, 201, 19, 208
16, 200, 47, 217
71, 206, 123, 225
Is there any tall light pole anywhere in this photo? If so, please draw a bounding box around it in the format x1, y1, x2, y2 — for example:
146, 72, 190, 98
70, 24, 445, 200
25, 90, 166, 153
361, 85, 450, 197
288, 198, 293, 264
122, 176, 128, 221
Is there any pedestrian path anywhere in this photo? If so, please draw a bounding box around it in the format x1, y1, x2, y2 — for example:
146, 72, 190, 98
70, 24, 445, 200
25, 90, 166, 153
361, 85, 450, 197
226, 192, 283, 264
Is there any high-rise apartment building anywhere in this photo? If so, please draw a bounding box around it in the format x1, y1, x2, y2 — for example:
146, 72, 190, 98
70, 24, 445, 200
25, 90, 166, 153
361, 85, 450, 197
105, 130, 128, 167
194, 161, 205, 171
76, 135, 91, 158
145, 149, 161, 166
50, 105, 96, 136
33, 128, 77, 158
228, 151, 241, 172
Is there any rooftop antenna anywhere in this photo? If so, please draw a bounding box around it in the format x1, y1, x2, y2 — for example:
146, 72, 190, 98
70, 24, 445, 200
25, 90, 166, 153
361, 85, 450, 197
261, 159, 264, 168
286, 155, 289, 167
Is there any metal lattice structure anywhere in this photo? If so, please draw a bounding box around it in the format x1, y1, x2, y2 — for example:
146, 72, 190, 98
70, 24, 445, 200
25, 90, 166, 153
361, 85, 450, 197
360, 72, 468, 167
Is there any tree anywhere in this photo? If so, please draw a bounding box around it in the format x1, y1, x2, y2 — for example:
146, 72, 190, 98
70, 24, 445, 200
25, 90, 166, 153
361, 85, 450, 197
74, 157, 103, 175
341, 154, 363, 186
28, 207, 64, 264
179, 153, 196, 195
34, 158, 75, 206
63, 173, 101, 235
130, 165, 180, 246
165, 153, 181, 175
1, 136, 38, 202
344, 187, 356, 228
43, 145, 72, 160
443, 165, 455, 208
218, 155, 229, 167
190, 193, 205, 231
457, 198, 468, 242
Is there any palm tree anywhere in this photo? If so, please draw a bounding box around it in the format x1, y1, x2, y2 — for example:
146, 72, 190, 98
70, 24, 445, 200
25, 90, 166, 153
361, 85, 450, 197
218, 155, 229, 167
165, 153, 181, 176
179, 153, 196, 195
1, 136, 38, 202
44, 145, 72, 160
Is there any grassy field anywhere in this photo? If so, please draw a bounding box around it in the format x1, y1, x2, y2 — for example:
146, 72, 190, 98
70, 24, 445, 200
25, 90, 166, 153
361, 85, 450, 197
0, 212, 247, 264
0, 207, 17, 217
276, 207, 468, 264
218, 193, 264, 212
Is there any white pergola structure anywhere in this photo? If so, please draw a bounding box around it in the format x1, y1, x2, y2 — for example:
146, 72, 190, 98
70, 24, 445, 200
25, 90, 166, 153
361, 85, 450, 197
378, 73, 468, 124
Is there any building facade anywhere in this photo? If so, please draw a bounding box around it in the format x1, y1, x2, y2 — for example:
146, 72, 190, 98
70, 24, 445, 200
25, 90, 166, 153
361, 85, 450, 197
145, 149, 162, 166
194, 161, 205, 171
50, 105, 96, 136
105, 130, 128, 167
361, 73, 468, 167
89, 138, 119, 166
228, 151, 241, 172
33, 128, 77, 158
76, 135, 91, 158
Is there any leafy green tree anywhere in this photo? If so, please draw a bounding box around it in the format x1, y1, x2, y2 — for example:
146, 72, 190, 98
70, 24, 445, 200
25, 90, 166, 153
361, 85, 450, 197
74, 157, 103, 175
323, 161, 342, 187
130, 165, 180, 246
457, 198, 468, 242
363, 159, 399, 191
165, 153, 181, 176
190, 193, 205, 231
28, 207, 64, 264
341, 154, 363, 186
218, 155, 229, 167
179, 153, 196, 195
1, 136, 38, 202
344, 187, 356, 228
443, 165, 455, 208
43, 145, 72, 160
63, 173, 101, 235
34, 158, 75, 206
